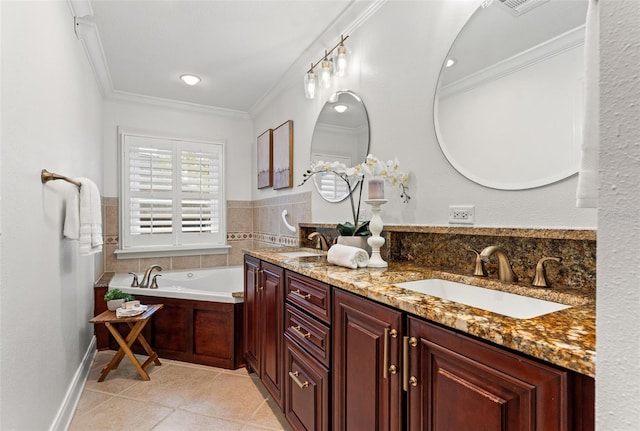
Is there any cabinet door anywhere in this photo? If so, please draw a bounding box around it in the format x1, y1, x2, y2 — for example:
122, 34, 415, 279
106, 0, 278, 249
333, 289, 403, 431
284, 336, 330, 431
407, 317, 568, 431
243, 255, 261, 374
261, 261, 285, 408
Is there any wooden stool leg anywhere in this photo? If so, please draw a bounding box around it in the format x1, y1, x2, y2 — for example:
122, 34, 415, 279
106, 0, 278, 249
99, 322, 150, 382
126, 322, 162, 368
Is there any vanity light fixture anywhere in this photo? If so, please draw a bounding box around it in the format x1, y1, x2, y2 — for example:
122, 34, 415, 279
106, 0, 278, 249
180, 74, 201, 86
304, 66, 317, 99
320, 52, 333, 89
303, 35, 349, 99
333, 104, 348, 113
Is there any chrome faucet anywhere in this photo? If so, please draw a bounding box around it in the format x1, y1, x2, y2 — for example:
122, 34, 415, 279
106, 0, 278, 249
479, 246, 518, 283
308, 232, 330, 251
140, 264, 162, 288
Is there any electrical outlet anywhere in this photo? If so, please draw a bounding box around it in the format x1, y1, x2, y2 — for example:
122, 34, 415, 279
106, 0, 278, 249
448, 205, 475, 224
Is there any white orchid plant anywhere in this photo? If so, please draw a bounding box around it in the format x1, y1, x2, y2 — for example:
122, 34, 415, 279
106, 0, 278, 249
300, 154, 411, 236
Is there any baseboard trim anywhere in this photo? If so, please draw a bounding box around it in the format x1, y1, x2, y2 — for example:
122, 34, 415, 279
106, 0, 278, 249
49, 336, 97, 431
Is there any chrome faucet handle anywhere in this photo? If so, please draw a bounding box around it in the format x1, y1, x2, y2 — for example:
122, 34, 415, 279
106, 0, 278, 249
128, 272, 139, 287
150, 274, 162, 289
532, 257, 562, 288
466, 248, 487, 277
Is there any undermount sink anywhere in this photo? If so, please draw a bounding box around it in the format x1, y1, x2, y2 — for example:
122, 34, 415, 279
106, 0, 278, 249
277, 250, 324, 258
395, 278, 571, 319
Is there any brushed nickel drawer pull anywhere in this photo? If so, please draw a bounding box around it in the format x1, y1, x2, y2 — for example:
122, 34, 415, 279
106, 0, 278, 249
291, 325, 311, 339
289, 370, 309, 389
291, 289, 311, 300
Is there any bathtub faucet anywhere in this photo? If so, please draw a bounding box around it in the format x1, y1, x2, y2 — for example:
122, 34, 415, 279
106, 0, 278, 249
140, 264, 162, 288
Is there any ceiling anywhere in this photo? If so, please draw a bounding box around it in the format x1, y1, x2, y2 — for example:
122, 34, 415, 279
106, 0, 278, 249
87, 0, 359, 113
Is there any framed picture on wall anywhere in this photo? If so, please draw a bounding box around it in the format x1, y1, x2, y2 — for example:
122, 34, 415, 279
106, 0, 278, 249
273, 120, 293, 189
257, 128, 273, 189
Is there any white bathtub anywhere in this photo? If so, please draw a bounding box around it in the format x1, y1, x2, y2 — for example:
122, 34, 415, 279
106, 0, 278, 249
109, 266, 244, 303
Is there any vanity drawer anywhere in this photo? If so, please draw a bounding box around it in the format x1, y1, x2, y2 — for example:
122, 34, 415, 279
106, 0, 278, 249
285, 304, 331, 367
285, 271, 331, 324
284, 337, 330, 431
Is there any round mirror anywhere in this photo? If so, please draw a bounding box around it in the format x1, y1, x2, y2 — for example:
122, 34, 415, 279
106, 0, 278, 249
310, 90, 370, 202
434, 0, 588, 190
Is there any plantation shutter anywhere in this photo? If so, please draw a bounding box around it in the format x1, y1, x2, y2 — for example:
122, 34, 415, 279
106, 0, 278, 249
311, 153, 352, 201
178, 142, 222, 244
318, 172, 350, 201
121, 133, 225, 250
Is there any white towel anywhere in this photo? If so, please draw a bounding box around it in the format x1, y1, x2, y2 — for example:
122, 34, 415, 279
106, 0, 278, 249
576, 0, 599, 208
64, 177, 103, 255
327, 244, 369, 269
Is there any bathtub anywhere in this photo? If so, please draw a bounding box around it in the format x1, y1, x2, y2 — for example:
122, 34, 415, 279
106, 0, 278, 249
104, 266, 245, 369
109, 266, 244, 303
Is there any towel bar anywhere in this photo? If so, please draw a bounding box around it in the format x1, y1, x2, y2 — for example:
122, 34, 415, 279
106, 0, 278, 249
41, 169, 81, 188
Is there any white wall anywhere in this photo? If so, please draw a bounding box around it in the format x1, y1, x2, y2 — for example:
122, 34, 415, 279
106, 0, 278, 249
0, 1, 103, 429
251, 0, 597, 230
102, 100, 253, 200
598, 0, 640, 428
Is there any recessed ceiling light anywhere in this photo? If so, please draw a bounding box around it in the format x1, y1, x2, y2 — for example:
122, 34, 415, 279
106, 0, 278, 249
334, 104, 348, 113
445, 58, 457, 68
180, 74, 201, 86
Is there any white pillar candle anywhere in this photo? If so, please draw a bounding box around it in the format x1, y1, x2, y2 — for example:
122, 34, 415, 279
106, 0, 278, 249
368, 179, 384, 199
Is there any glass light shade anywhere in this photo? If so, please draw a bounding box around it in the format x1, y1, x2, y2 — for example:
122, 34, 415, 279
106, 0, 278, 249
304, 70, 317, 99
334, 45, 348, 77
320, 58, 333, 89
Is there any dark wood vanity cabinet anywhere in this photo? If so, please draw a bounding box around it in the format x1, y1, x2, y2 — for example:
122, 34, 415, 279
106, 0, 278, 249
243, 255, 285, 408
406, 316, 573, 431
333, 289, 403, 431
284, 271, 332, 431
243, 258, 594, 431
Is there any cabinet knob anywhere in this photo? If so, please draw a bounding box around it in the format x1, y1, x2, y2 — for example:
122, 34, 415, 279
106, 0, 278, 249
388, 365, 398, 375
409, 376, 418, 387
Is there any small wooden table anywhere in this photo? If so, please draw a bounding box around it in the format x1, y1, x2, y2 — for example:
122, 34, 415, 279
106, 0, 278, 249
90, 304, 163, 382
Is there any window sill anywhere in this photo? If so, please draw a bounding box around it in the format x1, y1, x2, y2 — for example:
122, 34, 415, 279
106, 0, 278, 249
114, 244, 231, 260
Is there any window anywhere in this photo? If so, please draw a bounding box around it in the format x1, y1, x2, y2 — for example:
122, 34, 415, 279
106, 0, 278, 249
118, 130, 227, 256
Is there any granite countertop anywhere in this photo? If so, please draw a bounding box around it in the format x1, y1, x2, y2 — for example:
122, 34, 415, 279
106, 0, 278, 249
246, 247, 596, 377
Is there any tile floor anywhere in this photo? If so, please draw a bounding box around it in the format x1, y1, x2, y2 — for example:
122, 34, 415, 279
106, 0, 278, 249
70, 350, 291, 431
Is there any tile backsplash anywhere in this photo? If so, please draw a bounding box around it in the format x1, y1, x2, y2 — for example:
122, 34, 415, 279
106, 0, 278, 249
102, 192, 312, 273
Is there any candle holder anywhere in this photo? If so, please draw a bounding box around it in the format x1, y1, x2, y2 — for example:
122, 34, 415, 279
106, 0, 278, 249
366, 199, 388, 268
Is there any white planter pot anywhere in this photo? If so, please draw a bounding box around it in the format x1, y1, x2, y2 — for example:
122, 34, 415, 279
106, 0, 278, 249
107, 299, 125, 311
337, 235, 371, 254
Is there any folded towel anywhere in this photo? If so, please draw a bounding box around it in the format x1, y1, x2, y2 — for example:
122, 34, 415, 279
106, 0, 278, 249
62, 177, 103, 255
327, 244, 369, 269
77, 177, 103, 255
63, 187, 80, 240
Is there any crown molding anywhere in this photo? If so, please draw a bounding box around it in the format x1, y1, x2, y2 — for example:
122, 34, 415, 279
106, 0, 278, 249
107, 90, 251, 119
74, 16, 114, 97
68, 0, 385, 118
248, 0, 388, 118
67, 0, 93, 19
440, 25, 585, 99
